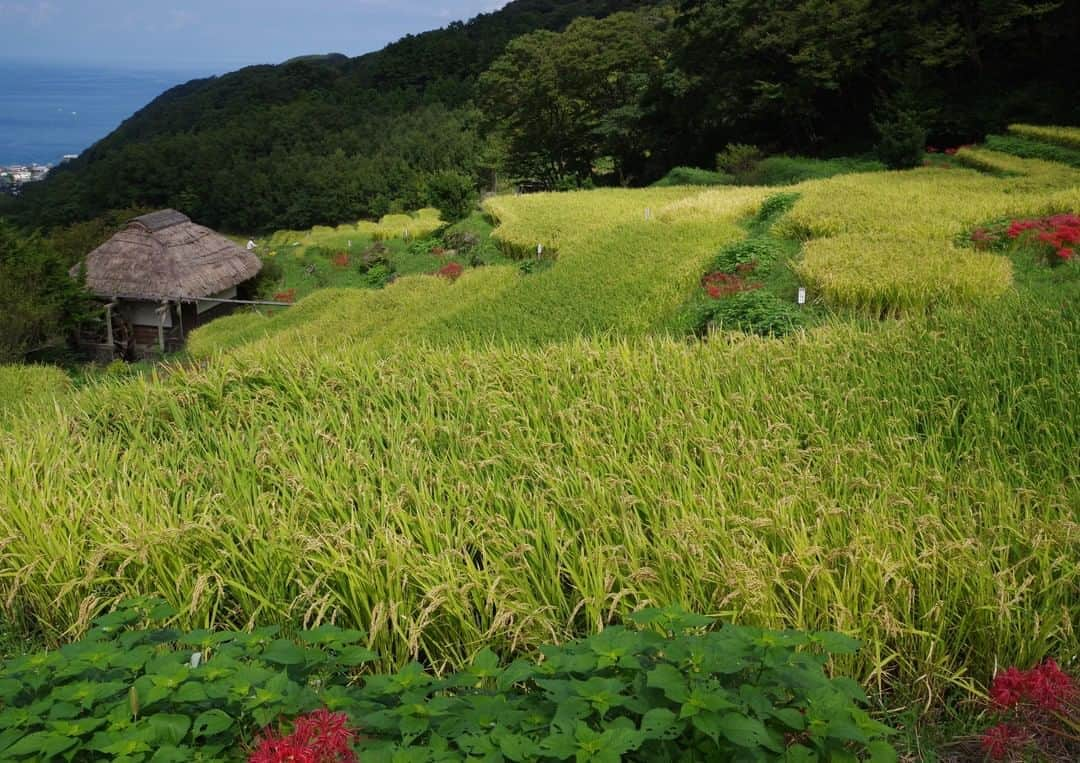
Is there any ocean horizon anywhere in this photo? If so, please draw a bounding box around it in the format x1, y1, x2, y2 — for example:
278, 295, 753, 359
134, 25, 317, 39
0, 60, 218, 167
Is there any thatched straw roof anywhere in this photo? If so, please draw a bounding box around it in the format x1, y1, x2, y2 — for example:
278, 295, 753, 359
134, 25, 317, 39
72, 210, 261, 301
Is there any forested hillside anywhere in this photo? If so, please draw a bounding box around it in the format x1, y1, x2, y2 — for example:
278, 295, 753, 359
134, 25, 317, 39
4, 0, 1080, 234
3, 0, 654, 232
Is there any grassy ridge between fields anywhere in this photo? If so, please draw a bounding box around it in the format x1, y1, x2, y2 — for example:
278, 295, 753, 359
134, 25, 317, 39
1, 297, 1077, 704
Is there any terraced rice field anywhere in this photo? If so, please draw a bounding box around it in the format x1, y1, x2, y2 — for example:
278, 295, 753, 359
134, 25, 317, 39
1, 133, 1078, 713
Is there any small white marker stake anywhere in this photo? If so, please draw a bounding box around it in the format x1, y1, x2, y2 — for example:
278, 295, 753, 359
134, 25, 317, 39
537, 244, 543, 257
797, 287, 807, 306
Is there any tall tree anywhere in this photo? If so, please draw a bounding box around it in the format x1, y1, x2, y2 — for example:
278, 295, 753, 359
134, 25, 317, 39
480, 10, 670, 187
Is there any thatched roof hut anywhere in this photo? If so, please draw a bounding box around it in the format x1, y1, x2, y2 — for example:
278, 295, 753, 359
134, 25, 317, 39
71, 210, 262, 359
73, 209, 261, 301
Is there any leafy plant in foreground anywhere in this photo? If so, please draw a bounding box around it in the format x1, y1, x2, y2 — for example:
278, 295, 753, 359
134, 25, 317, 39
0, 600, 895, 761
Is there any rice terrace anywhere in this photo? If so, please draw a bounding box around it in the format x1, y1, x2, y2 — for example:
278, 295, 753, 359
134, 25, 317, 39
0, 2, 1079, 758
0, 124, 1077, 760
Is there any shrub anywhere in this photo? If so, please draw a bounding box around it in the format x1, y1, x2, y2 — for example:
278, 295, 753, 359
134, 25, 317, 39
357, 242, 390, 272
248, 257, 284, 300
748, 156, 886, 186
424, 170, 477, 222
708, 238, 785, 273
716, 143, 763, 177
652, 167, 733, 187
873, 107, 927, 170
0, 599, 896, 762
707, 289, 804, 337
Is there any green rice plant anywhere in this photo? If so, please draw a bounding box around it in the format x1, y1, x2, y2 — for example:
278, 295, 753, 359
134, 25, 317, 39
0, 364, 71, 426
984, 134, 1080, 168
1, 296, 1077, 710
1008, 124, 1080, 151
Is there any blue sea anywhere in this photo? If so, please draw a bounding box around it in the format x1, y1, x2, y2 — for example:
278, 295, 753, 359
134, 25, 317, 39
0, 60, 217, 166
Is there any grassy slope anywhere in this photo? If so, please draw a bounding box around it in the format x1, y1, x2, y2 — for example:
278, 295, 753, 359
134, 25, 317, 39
1, 149, 1078, 718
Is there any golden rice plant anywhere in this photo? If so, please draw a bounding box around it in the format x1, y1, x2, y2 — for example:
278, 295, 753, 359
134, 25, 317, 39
1, 297, 1077, 708
1008, 123, 1080, 151
780, 155, 1080, 313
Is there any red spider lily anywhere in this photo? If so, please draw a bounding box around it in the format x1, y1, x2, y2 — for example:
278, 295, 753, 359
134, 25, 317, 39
990, 659, 1078, 712
980, 723, 1028, 761
331, 252, 350, 268
944, 147, 958, 155
249, 709, 357, 763
274, 289, 297, 304
926, 146, 939, 153
702, 271, 762, 299
437, 262, 464, 281
1005, 214, 1080, 265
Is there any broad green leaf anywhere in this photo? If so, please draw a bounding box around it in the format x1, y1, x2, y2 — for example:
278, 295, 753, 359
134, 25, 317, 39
147, 714, 192, 745
714, 713, 783, 752
646, 663, 689, 702
868, 740, 899, 763
261, 639, 306, 665
191, 709, 232, 739
640, 707, 681, 740
3, 731, 79, 758
335, 645, 378, 666
150, 745, 193, 762
173, 682, 209, 703
48, 716, 106, 737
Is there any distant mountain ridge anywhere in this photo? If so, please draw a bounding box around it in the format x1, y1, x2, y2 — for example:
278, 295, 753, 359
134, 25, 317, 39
8, 0, 659, 231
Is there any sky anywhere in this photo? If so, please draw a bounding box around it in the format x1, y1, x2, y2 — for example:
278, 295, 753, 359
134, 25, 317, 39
0, 0, 510, 72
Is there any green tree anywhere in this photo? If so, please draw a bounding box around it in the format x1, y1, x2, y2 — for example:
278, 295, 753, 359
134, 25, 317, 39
480, 10, 670, 187
0, 222, 95, 362
425, 170, 477, 221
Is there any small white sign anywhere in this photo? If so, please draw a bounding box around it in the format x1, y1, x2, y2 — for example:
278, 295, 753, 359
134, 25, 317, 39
797, 287, 807, 305
645, 207, 652, 221
537, 243, 544, 256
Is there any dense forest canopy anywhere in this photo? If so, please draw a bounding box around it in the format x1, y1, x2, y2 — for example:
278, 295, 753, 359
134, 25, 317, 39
1, 0, 1077, 235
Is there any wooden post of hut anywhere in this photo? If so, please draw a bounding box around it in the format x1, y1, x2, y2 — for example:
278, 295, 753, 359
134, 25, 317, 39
70, 210, 262, 360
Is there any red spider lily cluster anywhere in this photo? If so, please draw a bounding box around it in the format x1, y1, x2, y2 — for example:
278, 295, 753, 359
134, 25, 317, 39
979, 660, 1079, 761
249, 709, 358, 763
274, 289, 298, 304
1006, 213, 1080, 262
331, 252, 350, 268
702, 264, 762, 299
437, 262, 464, 281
